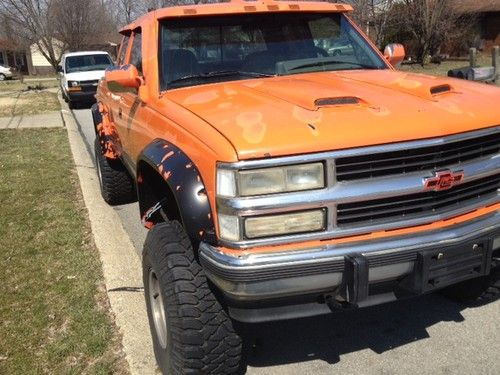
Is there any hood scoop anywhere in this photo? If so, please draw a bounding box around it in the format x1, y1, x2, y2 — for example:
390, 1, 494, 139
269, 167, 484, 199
315, 96, 361, 107
314, 96, 361, 107
430, 84, 453, 96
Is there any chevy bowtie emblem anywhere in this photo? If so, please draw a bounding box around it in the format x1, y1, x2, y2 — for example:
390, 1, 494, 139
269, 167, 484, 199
423, 170, 464, 191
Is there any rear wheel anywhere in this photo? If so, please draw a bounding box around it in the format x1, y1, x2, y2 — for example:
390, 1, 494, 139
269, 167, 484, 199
94, 138, 136, 205
143, 221, 243, 374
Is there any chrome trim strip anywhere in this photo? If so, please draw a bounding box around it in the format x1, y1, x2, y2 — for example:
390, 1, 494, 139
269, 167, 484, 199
217, 126, 500, 248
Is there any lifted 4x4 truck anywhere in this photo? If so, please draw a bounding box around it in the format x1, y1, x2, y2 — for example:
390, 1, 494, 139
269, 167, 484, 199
92, 1, 500, 373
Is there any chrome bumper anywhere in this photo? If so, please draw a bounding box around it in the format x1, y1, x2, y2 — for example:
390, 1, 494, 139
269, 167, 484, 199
200, 211, 500, 302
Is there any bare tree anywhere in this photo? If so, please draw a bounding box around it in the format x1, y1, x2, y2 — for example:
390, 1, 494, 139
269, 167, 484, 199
396, 0, 467, 64
106, 0, 217, 27
52, 0, 116, 51
342, 0, 395, 48
0, 0, 63, 70
106, 0, 137, 26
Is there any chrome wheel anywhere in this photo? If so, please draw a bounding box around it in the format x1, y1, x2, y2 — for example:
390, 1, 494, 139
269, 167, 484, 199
149, 268, 168, 349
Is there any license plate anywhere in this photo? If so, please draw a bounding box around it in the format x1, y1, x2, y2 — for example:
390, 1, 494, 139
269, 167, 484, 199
401, 239, 493, 294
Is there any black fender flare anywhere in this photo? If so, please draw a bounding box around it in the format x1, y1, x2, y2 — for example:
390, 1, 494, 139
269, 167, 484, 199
138, 139, 215, 245
91, 103, 101, 134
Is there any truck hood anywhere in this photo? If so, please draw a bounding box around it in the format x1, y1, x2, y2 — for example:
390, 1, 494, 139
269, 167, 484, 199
166, 70, 500, 160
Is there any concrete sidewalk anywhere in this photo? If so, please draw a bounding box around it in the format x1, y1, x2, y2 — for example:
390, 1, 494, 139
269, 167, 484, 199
58, 96, 157, 374
0, 111, 64, 129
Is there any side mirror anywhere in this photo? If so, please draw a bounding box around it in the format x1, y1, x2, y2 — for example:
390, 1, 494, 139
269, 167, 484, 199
384, 43, 405, 66
105, 64, 141, 92
57, 65, 63, 73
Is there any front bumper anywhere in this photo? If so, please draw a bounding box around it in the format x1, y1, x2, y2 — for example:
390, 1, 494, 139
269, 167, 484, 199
67, 89, 97, 102
200, 211, 500, 322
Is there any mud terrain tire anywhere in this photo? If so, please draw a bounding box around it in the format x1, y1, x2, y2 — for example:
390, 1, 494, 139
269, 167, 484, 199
94, 138, 136, 205
143, 221, 243, 375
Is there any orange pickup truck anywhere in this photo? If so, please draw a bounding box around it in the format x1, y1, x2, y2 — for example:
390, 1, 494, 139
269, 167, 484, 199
93, 1, 500, 373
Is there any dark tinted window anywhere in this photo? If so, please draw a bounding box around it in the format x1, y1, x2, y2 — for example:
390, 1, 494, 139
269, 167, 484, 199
160, 13, 387, 89
118, 35, 130, 65
130, 30, 143, 74
65, 54, 113, 73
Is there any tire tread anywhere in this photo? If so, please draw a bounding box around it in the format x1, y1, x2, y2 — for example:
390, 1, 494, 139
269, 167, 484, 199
144, 221, 242, 375
94, 139, 136, 205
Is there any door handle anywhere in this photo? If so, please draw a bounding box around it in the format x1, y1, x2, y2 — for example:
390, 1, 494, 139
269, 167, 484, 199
118, 107, 122, 118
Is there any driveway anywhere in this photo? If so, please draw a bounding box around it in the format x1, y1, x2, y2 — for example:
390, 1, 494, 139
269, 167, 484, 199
73, 106, 499, 375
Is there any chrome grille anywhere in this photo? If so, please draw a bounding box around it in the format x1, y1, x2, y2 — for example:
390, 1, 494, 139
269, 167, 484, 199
336, 131, 500, 181
337, 174, 500, 227
80, 80, 99, 92
216, 126, 500, 249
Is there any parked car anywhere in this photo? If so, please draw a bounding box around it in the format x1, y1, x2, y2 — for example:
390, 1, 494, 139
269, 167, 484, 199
59, 51, 114, 108
93, 1, 500, 373
0, 65, 15, 81
329, 40, 355, 56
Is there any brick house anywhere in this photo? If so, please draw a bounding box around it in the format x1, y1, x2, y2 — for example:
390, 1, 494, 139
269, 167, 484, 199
457, 0, 500, 53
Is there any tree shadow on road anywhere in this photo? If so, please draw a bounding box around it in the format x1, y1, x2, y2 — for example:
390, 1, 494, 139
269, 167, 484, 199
70, 100, 95, 110
241, 293, 488, 368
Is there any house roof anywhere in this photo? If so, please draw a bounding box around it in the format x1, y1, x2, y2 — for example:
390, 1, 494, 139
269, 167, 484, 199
455, 0, 500, 13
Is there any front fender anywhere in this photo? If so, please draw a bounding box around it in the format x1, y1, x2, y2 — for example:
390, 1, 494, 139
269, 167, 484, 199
138, 139, 215, 244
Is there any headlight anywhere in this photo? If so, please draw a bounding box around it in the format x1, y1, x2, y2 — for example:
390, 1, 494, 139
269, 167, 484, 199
245, 210, 325, 239
216, 163, 324, 197
69, 81, 80, 87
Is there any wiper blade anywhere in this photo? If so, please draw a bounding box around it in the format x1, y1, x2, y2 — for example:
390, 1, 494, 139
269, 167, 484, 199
168, 70, 272, 85
288, 60, 382, 71
206, 70, 273, 78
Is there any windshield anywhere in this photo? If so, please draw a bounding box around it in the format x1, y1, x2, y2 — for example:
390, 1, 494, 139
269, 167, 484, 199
160, 13, 387, 90
65, 54, 113, 73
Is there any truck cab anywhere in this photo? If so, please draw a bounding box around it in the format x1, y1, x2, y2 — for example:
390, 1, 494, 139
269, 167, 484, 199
93, 1, 500, 373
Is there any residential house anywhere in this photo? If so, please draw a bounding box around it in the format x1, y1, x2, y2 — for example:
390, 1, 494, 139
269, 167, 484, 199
27, 39, 65, 75
457, 0, 500, 53
0, 38, 28, 73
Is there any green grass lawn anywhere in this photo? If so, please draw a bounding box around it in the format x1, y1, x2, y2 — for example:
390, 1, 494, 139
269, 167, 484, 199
399, 55, 493, 77
0, 79, 59, 93
0, 91, 60, 117
0, 129, 129, 374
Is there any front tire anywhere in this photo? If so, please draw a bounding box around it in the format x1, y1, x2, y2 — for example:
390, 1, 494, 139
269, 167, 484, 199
143, 221, 243, 375
94, 138, 136, 205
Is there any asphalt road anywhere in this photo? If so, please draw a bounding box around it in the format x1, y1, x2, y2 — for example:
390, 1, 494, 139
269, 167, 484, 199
73, 105, 499, 375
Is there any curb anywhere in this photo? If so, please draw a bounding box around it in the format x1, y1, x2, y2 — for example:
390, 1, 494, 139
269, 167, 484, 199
58, 95, 157, 374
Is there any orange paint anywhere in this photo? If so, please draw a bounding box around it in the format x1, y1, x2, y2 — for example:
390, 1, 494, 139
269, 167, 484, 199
95, 0, 500, 254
